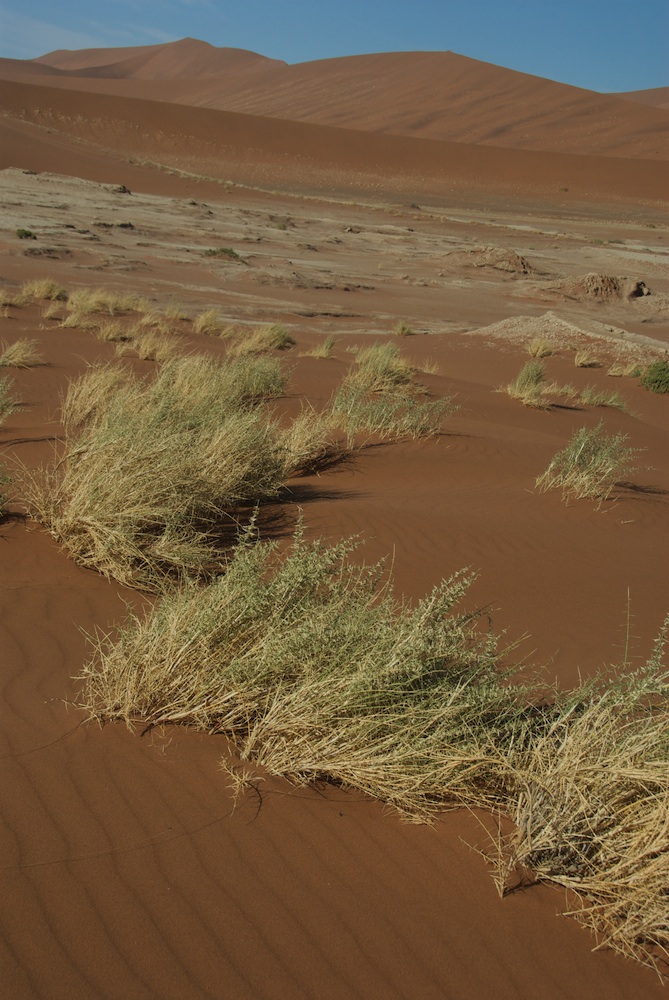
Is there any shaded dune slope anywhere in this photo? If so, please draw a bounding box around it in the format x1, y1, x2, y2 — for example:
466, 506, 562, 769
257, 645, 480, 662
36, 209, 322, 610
1, 79, 666, 206
4, 40, 663, 159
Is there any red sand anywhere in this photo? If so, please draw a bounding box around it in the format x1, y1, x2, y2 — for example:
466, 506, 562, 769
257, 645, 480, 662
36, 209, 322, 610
1, 43, 668, 999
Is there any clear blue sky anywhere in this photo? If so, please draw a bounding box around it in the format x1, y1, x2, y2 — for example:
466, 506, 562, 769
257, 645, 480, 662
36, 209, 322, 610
1, 0, 667, 93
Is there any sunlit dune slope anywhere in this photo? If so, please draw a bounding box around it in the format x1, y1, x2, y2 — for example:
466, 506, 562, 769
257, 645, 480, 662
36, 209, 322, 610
0, 39, 662, 159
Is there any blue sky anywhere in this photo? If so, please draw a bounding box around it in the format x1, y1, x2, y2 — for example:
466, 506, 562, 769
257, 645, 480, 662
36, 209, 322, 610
1, 1, 667, 93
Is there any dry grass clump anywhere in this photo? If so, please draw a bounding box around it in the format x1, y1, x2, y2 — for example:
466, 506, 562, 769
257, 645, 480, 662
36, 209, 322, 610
607, 360, 641, 378
504, 360, 557, 409
350, 342, 416, 394
0, 289, 17, 310
527, 338, 554, 358
19, 278, 68, 302
193, 308, 227, 337
23, 354, 290, 590
231, 324, 296, 355
0, 377, 16, 517
77, 521, 669, 970
66, 288, 147, 317
328, 342, 454, 444
575, 348, 599, 368
116, 327, 182, 362
0, 339, 43, 368
331, 383, 453, 446
579, 386, 628, 411
493, 629, 669, 971
300, 335, 336, 359
95, 320, 130, 343
536, 423, 641, 503
0, 376, 17, 421
78, 526, 521, 820
393, 320, 415, 337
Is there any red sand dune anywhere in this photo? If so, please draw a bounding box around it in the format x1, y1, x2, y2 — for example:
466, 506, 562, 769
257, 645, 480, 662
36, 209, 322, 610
1, 79, 666, 208
616, 86, 669, 110
0, 39, 661, 159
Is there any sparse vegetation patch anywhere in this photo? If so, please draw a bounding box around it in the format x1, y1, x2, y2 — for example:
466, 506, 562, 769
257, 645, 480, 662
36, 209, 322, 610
536, 423, 641, 503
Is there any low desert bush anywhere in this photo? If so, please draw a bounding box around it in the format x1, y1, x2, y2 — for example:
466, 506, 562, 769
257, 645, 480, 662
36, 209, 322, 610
350, 342, 415, 393
116, 328, 181, 363
493, 629, 669, 969
0, 339, 43, 368
607, 360, 640, 378
19, 278, 68, 302
192, 308, 227, 337
527, 338, 554, 358
331, 382, 453, 446
66, 288, 147, 317
504, 360, 553, 408
535, 422, 641, 503
231, 324, 296, 355
579, 386, 628, 411
78, 523, 669, 970
640, 359, 669, 394
0, 376, 17, 421
301, 335, 335, 359
23, 355, 290, 590
574, 349, 599, 368
78, 526, 522, 819
203, 247, 241, 260
393, 320, 414, 337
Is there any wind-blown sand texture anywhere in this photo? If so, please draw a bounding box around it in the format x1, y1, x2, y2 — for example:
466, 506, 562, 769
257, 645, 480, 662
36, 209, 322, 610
0, 40, 668, 999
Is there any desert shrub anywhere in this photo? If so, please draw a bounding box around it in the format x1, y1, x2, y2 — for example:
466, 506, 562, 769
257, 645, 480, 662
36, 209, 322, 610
77, 522, 669, 969
23, 355, 289, 590
527, 338, 554, 358
574, 349, 599, 368
116, 328, 181, 362
393, 320, 414, 337
16, 228, 35, 240
192, 308, 227, 337
203, 247, 241, 260
301, 335, 335, 359
504, 360, 552, 408
0, 339, 43, 368
331, 382, 453, 446
640, 359, 669, 394
78, 526, 523, 819
20, 278, 68, 302
66, 288, 147, 317
504, 360, 575, 409
231, 323, 296, 354
493, 627, 669, 969
350, 342, 415, 393
0, 376, 17, 421
536, 422, 641, 502
607, 360, 640, 378
579, 386, 628, 411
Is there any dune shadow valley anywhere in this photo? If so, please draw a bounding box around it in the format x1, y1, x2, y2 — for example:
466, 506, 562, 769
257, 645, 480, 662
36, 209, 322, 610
1, 37, 669, 1000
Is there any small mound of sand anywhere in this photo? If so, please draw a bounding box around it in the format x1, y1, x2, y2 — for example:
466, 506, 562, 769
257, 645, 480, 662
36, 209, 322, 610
566, 273, 651, 301
468, 311, 585, 345
445, 246, 534, 274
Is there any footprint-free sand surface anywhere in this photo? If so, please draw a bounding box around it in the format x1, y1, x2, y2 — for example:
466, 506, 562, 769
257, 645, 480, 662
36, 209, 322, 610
1, 43, 668, 999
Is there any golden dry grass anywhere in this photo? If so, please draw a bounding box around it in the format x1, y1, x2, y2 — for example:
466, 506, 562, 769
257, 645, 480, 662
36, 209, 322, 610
0, 339, 43, 368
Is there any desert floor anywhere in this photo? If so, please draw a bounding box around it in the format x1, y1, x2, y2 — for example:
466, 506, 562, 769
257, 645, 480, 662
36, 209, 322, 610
1, 102, 668, 999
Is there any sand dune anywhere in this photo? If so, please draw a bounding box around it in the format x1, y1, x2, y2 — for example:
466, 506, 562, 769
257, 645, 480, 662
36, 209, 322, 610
3, 40, 662, 159
1, 79, 666, 209
616, 86, 669, 110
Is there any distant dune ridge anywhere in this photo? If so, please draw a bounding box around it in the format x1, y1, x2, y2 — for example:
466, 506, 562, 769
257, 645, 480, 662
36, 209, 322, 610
0, 36, 664, 159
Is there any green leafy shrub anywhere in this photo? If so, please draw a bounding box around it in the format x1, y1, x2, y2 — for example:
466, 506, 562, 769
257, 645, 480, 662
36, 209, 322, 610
640, 359, 669, 394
